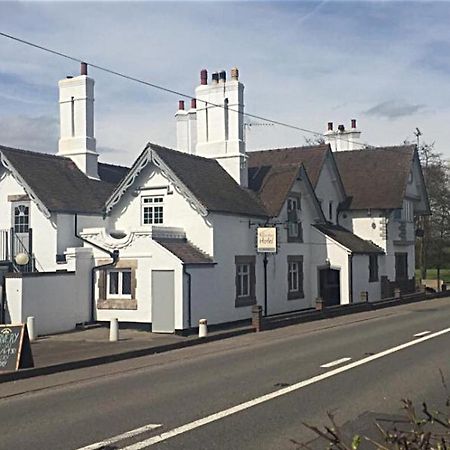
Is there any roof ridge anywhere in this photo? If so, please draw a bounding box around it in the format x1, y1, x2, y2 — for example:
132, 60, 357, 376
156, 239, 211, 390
0, 145, 67, 160
249, 144, 329, 154
337, 144, 415, 154
98, 161, 130, 170
149, 142, 219, 164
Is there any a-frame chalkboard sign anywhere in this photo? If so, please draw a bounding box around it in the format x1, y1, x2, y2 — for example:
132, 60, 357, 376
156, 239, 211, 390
0, 324, 34, 371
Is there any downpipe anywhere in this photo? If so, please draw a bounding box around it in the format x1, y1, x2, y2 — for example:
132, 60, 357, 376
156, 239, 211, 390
74, 214, 119, 323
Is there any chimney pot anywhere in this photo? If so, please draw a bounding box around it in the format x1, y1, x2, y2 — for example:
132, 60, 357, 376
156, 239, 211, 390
327, 122, 333, 131
230, 67, 239, 80
351, 119, 357, 129
212, 72, 219, 84
178, 100, 185, 111
81, 62, 88, 76
200, 69, 208, 85
191, 98, 197, 109
338, 124, 345, 132
219, 70, 226, 82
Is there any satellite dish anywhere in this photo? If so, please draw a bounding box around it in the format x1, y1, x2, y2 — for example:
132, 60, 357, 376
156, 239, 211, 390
15, 253, 30, 266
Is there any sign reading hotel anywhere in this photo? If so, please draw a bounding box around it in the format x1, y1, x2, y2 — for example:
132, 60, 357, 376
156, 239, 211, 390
257, 227, 277, 253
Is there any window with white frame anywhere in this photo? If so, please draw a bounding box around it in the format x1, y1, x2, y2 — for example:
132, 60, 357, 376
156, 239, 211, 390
235, 255, 256, 307
402, 200, 413, 222
287, 255, 304, 299
237, 263, 250, 297
287, 194, 302, 242
141, 196, 164, 225
107, 269, 132, 298
288, 262, 299, 292
13, 203, 30, 233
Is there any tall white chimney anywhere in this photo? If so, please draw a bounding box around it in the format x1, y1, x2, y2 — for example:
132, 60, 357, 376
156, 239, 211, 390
175, 99, 197, 154
194, 67, 247, 187
324, 119, 363, 152
57, 62, 99, 179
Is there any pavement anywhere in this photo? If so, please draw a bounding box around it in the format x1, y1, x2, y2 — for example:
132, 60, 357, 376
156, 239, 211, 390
0, 291, 446, 383
1, 296, 449, 450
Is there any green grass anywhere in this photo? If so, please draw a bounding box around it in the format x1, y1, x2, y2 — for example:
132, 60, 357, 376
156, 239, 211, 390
415, 269, 450, 282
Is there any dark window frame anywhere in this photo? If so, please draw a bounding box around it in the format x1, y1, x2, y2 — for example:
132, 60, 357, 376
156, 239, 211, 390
395, 252, 408, 281
287, 193, 303, 243
287, 255, 304, 300
369, 254, 379, 282
235, 255, 256, 307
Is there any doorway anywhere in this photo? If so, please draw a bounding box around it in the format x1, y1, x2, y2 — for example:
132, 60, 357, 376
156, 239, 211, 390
318, 268, 341, 307
151, 270, 175, 333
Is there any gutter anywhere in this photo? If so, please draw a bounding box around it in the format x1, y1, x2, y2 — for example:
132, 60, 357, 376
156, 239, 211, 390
74, 214, 119, 323
183, 264, 192, 329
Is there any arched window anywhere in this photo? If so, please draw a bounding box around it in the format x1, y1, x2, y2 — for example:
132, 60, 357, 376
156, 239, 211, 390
14, 204, 29, 233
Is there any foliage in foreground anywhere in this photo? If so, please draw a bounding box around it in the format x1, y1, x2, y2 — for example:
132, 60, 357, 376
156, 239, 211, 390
294, 373, 450, 450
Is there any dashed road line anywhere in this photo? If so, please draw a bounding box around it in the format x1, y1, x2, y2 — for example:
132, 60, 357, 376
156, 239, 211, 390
413, 331, 431, 337
320, 357, 352, 368
76, 424, 162, 450
118, 327, 450, 449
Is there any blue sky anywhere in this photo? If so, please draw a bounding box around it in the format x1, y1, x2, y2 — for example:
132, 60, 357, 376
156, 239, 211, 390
0, 1, 449, 165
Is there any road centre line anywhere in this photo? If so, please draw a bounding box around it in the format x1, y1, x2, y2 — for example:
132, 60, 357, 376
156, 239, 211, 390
320, 357, 352, 368
77, 424, 161, 450
117, 327, 450, 449
414, 331, 431, 337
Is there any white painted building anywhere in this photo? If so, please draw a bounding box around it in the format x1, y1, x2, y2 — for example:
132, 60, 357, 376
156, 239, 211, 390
0, 65, 430, 334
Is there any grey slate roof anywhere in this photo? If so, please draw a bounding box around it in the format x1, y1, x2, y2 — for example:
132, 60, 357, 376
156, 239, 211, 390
154, 238, 214, 264
0, 145, 129, 214
334, 145, 415, 210
150, 144, 268, 217
314, 224, 384, 254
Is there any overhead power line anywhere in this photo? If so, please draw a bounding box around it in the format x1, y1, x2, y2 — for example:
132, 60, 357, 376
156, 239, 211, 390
0, 31, 369, 149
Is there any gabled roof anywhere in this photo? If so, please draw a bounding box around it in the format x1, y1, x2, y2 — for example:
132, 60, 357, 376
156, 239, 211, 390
154, 238, 214, 264
106, 143, 268, 218
248, 144, 330, 187
247, 144, 343, 218
0, 145, 129, 215
334, 145, 416, 210
314, 224, 385, 254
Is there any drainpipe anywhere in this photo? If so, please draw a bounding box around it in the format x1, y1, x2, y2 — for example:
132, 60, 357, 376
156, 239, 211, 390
183, 264, 192, 329
74, 214, 119, 323
348, 253, 353, 304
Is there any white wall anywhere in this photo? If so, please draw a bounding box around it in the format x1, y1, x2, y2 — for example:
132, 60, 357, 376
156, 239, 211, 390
311, 227, 351, 304
0, 167, 58, 271
108, 165, 214, 256
352, 254, 381, 302
5, 247, 93, 335
315, 155, 344, 224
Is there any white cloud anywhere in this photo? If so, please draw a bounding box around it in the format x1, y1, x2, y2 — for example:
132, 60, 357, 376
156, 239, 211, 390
0, 1, 449, 160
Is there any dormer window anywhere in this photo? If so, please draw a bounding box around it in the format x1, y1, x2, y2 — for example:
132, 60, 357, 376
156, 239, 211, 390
287, 194, 303, 242
142, 196, 164, 225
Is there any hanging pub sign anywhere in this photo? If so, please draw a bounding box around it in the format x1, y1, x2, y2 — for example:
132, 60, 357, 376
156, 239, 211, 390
257, 227, 277, 253
0, 324, 34, 372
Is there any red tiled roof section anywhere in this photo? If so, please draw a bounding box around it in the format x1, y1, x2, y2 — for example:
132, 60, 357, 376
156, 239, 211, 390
247, 144, 329, 187
155, 238, 214, 264
248, 164, 299, 217
334, 145, 415, 210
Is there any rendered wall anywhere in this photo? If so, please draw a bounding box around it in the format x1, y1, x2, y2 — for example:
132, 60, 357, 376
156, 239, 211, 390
5, 248, 93, 335
108, 165, 214, 256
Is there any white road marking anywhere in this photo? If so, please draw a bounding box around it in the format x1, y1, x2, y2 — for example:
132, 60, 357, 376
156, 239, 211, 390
320, 357, 352, 368
76, 424, 162, 450
414, 330, 431, 337
120, 327, 450, 449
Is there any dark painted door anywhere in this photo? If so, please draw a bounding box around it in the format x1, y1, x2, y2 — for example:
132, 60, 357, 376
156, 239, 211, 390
319, 268, 341, 306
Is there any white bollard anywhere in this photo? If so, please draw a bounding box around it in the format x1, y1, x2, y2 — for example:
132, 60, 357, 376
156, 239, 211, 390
109, 318, 119, 342
198, 319, 208, 338
27, 316, 36, 341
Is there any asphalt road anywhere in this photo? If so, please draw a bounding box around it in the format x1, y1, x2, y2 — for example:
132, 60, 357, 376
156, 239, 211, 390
1, 297, 450, 450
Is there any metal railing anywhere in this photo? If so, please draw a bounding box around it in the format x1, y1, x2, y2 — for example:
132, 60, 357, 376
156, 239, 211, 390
0, 228, 41, 273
